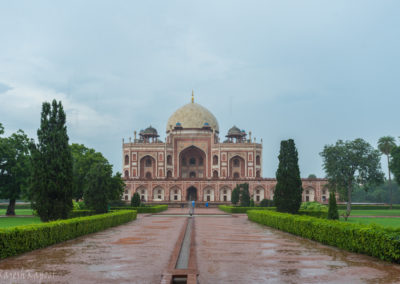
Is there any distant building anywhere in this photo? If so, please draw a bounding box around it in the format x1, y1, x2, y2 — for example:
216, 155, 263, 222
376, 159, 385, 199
122, 93, 328, 204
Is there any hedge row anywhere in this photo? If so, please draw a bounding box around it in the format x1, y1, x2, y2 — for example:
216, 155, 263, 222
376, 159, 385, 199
68, 210, 96, 218
0, 204, 31, 209
110, 205, 168, 213
337, 204, 400, 210
0, 210, 137, 259
247, 210, 400, 262
219, 205, 276, 213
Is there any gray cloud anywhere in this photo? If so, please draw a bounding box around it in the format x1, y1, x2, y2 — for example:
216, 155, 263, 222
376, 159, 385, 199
0, 0, 399, 177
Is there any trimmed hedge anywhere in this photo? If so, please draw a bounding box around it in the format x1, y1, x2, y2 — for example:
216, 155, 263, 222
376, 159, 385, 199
337, 205, 400, 210
0, 210, 137, 259
219, 205, 276, 213
247, 210, 400, 263
0, 204, 31, 210
68, 210, 96, 218
110, 205, 168, 213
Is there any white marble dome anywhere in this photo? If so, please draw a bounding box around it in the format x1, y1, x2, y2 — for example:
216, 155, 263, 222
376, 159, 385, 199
166, 102, 219, 133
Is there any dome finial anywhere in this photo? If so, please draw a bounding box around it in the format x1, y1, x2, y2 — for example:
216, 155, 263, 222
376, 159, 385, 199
191, 90, 194, 103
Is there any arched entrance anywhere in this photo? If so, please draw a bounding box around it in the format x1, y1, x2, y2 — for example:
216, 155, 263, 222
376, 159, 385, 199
187, 186, 197, 201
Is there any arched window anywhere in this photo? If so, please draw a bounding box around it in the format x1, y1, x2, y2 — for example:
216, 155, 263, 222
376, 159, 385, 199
233, 172, 239, 178
207, 190, 210, 194
198, 157, 203, 166
213, 170, 218, 178
189, 171, 196, 178
167, 155, 172, 165
125, 155, 129, 165
167, 170, 172, 178
233, 159, 240, 167
145, 172, 152, 179
146, 158, 152, 167
189, 157, 196, 165
158, 189, 161, 194
256, 155, 260, 165
256, 189, 260, 194
256, 170, 260, 178
124, 170, 129, 178
213, 155, 218, 165
125, 195, 128, 200
174, 189, 178, 194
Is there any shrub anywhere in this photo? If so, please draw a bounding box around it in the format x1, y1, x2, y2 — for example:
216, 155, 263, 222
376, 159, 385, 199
110, 205, 168, 213
247, 210, 400, 263
337, 205, 400, 210
297, 210, 328, 219
260, 199, 275, 207
249, 199, 255, 207
0, 210, 136, 259
68, 210, 96, 218
328, 192, 339, 220
300, 202, 328, 211
219, 205, 276, 214
240, 184, 250, 207
231, 186, 240, 205
131, 192, 141, 207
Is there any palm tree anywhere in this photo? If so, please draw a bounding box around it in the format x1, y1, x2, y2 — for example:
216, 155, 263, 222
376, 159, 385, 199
378, 136, 396, 209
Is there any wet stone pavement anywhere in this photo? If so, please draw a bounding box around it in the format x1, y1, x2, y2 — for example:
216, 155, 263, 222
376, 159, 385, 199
196, 215, 400, 284
0, 209, 399, 283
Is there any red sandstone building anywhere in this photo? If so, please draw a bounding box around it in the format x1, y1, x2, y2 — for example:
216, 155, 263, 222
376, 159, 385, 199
122, 95, 328, 205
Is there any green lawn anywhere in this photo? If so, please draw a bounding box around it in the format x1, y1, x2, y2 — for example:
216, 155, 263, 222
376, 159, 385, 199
0, 217, 42, 228
340, 217, 400, 228
339, 209, 400, 216
0, 209, 34, 216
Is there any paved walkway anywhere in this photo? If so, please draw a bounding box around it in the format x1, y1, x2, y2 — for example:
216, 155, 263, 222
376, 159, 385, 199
0, 209, 399, 283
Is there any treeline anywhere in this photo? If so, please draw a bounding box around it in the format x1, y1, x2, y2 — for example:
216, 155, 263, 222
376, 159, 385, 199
0, 100, 124, 221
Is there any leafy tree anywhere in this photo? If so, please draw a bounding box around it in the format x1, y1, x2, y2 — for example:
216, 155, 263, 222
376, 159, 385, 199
308, 174, 317, 179
30, 100, 73, 221
83, 162, 124, 213
0, 128, 32, 215
249, 198, 255, 207
240, 183, 250, 207
131, 192, 141, 207
378, 136, 396, 209
70, 143, 108, 201
327, 191, 339, 220
320, 138, 384, 220
231, 185, 240, 205
390, 145, 400, 203
273, 139, 303, 214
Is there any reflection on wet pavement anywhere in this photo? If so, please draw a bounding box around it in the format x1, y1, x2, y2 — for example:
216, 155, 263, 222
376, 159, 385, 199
195, 215, 400, 284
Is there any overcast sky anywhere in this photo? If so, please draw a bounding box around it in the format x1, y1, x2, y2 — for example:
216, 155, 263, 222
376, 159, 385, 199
0, 1, 399, 178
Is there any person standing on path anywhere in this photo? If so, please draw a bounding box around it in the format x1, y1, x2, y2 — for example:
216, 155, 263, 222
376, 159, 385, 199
191, 200, 195, 216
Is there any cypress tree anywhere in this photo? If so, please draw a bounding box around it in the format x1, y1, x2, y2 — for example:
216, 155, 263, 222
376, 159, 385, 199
327, 191, 339, 220
131, 192, 141, 207
273, 139, 303, 214
231, 185, 240, 205
30, 100, 73, 221
240, 183, 250, 207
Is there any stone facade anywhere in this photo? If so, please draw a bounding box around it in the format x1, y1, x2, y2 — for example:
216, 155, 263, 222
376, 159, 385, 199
122, 96, 328, 204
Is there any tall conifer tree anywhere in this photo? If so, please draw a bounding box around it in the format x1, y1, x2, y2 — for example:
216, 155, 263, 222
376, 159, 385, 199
273, 139, 303, 213
30, 100, 73, 221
